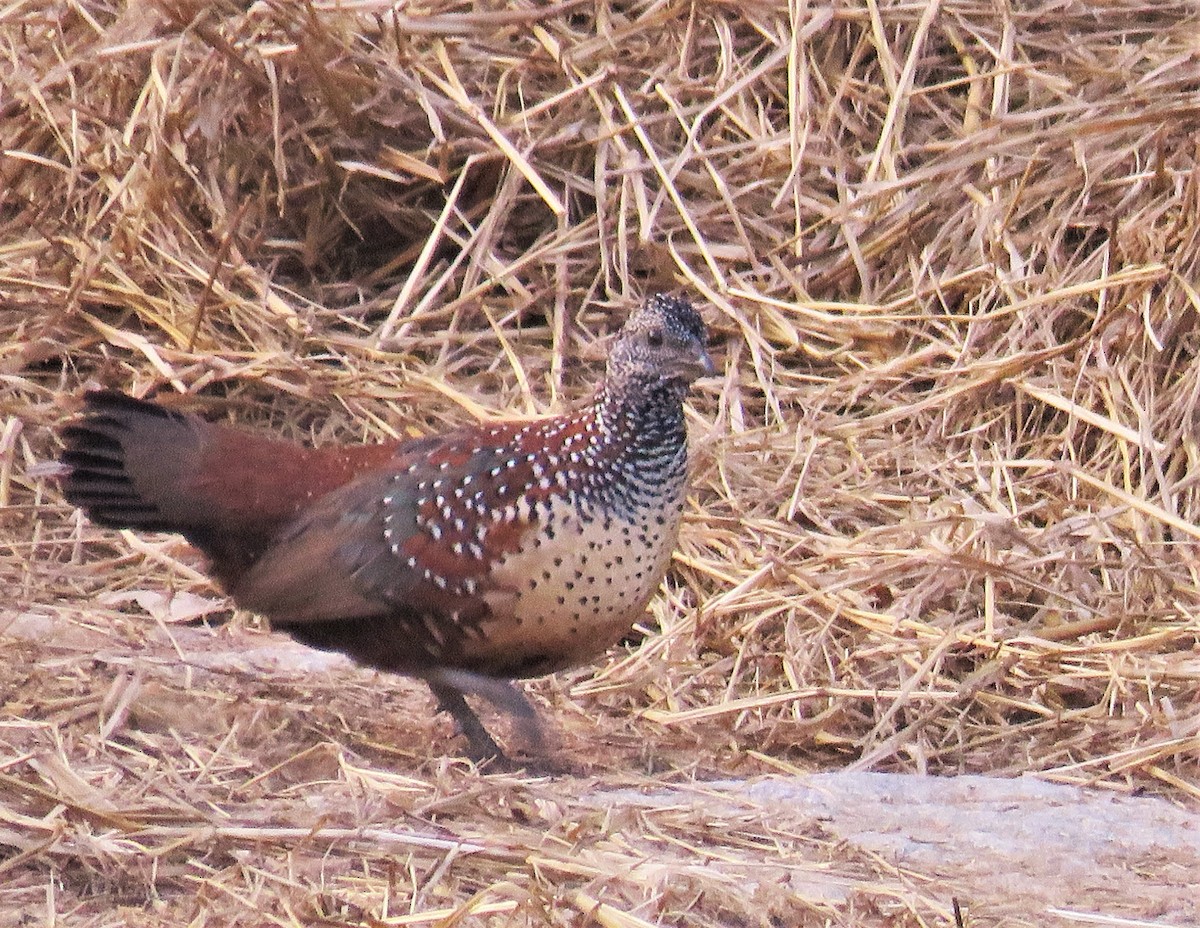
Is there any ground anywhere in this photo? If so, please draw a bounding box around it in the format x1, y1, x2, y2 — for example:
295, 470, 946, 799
2, 606, 1197, 927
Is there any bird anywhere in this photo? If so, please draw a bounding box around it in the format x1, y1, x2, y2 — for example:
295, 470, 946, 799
59, 293, 714, 762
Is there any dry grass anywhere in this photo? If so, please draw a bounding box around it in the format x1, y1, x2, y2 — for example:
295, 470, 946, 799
3, 0, 1200, 924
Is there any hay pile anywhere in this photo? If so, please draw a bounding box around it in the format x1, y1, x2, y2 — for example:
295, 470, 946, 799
4, 0, 1200, 924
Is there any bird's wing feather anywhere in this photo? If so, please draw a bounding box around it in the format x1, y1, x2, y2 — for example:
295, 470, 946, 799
231, 431, 537, 627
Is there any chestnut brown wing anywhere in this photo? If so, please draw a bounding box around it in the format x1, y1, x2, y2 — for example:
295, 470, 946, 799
228, 431, 537, 644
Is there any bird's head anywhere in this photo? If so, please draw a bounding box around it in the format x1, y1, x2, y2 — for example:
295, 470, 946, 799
607, 293, 715, 389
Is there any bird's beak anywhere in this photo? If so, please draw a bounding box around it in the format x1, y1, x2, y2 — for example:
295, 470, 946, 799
694, 344, 717, 378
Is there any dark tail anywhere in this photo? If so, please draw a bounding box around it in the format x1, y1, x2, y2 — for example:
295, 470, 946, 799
61, 390, 209, 532
60, 390, 400, 588
61, 389, 290, 586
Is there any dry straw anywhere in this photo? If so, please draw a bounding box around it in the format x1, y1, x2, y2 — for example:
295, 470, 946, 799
3, 0, 1200, 924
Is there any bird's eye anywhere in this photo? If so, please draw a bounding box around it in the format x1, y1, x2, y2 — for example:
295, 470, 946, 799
646, 331, 664, 347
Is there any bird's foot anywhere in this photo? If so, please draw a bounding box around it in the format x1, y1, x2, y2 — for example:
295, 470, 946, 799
427, 671, 544, 767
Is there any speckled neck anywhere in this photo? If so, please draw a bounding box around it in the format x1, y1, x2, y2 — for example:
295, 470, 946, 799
579, 374, 691, 517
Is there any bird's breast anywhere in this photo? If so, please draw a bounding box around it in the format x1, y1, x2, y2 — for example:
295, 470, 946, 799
467, 488, 686, 676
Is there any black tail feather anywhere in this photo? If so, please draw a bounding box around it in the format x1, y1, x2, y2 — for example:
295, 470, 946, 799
60, 391, 197, 531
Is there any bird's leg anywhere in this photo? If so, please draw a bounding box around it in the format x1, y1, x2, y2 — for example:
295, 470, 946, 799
427, 682, 506, 762
426, 670, 544, 762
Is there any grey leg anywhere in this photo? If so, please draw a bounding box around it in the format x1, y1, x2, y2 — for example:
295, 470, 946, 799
428, 681, 506, 761
426, 671, 544, 761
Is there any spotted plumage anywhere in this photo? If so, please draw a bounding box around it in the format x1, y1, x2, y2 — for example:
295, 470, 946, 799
60, 293, 713, 760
